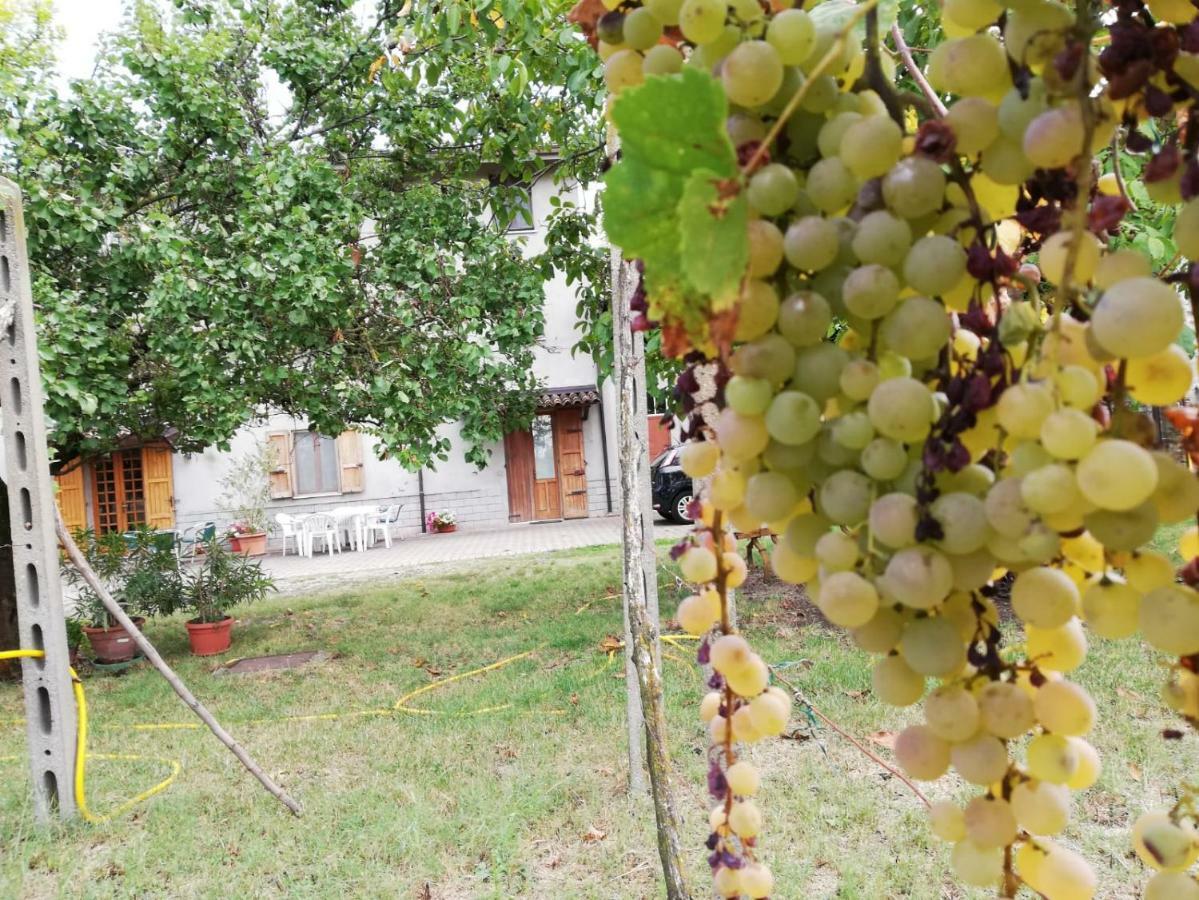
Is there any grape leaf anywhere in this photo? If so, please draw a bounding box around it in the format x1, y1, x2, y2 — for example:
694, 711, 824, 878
677, 169, 748, 300
603, 68, 740, 295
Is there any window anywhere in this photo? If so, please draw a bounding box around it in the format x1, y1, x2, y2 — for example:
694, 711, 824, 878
504, 187, 535, 233
532, 415, 556, 479
293, 432, 340, 495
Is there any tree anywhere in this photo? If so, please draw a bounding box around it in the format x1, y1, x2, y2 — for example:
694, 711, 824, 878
1, 0, 604, 471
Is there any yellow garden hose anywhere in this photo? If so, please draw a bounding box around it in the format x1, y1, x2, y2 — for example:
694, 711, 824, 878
0, 648, 180, 822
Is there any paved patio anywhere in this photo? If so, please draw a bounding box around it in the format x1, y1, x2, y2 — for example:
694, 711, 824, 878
260, 515, 691, 592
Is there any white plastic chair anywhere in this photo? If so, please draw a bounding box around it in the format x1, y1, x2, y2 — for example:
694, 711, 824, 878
364, 504, 403, 549
302, 513, 340, 556
276, 513, 302, 557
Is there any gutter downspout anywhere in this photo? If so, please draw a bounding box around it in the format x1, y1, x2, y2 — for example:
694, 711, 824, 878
418, 468, 427, 533
597, 394, 614, 514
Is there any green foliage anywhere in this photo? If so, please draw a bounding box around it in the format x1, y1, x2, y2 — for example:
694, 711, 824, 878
63, 528, 182, 627
2, 0, 603, 471
180, 538, 275, 624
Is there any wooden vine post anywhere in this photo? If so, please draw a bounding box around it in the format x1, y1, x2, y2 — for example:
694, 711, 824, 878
609, 133, 691, 897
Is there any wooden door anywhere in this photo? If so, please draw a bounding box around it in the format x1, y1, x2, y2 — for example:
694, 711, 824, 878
141, 445, 175, 529
555, 408, 588, 519
504, 429, 535, 523
531, 413, 562, 520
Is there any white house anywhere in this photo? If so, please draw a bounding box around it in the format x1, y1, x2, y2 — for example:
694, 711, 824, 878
51, 174, 664, 543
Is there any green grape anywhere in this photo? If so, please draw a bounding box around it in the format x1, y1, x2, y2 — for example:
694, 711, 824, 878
979, 136, 1035, 185
869, 492, 918, 548
893, 724, 951, 780
1091, 277, 1184, 359
713, 407, 770, 463
884, 546, 954, 609
817, 571, 880, 627
1127, 344, 1195, 406
747, 163, 799, 216
783, 216, 839, 271
681, 441, 720, 478
1152, 451, 1199, 523
899, 616, 965, 676
1145, 873, 1199, 900
604, 49, 645, 94
929, 800, 967, 842
1039, 229, 1100, 284
867, 377, 935, 444
725, 375, 774, 416
1039, 408, 1097, 460
1083, 501, 1158, 552
998, 80, 1048, 140
597, 11, 625, 44
977, 680, 1035, 738
1140, 584, 1199, 655
1081, 576, 1139, 638
882, 156, 947, 219
1010, 781, 1070, 836
871, 654, 925, 706
1004, 1, 1076, 68
728, 112, 767, 146
851, 605, 906, 653
817, 111, 863, 159
1011, 566, 1079, 629
623, 6, 663, 50
747, 219, 784, 277
1094, 247, 1151, 288
818, 469, 873, 524
1176, 197, 1199, 260
945, 97, 1001, 157
843, 264, 900, 319
799, 74, 839, 113
806, 156, 858, 213
643, 43, 684, 74
767, 8, 816, 64
729, 0, 764, 22
840, 358, 880, 401
925, 685, 981, 741
1020, 463, 1082, 516
831, 410, 874, 449
679, 0, 728, 44
763, 438, 815, 474
1005, 440, 1054, 478
943, 0, 1004, 29
814, 530, 859, 571
926, 33, 1010, 97
951, 732, 1009, 784
1076, 439, 1158, 511
730, 334, 796, 385
879, 297, 951, 360
952, 841, 1004, 888
1026, 618, 1088, 672
1027, 732, 1080, 784
840, 115, 903, 179
1023, 104, 1084, 169
861, 437, 909, 480
930, 492, 990, 554
903, 235, 967, 297
765, 390, 822, 445
963, 796, 1018, 849
996, 381, 1054, 440
744, 471, 799, 523
817, 425, 860, 466
734, 279, 780, 341
723, 40, 784, 109
792, 342, 848, 402
646, 0, 684, 25
852, 210, 913, 266
1035, 679, 1096, 736
784, 511, 832, 555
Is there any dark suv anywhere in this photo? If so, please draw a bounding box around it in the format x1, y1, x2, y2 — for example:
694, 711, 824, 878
651, 446, 694, 524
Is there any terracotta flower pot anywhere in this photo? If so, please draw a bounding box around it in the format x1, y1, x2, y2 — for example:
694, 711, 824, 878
185, 616, 234, 656
230, 532, 268, 557
435, 523, 456, 533
83, 617, 146, 664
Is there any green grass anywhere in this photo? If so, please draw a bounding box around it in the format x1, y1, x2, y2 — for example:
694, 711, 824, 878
0, 545, 1189, 899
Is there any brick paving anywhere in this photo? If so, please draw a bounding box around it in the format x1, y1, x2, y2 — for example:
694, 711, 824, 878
261, 514, 691, 593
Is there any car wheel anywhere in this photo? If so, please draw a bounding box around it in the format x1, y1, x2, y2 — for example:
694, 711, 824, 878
671, 490, 694, 524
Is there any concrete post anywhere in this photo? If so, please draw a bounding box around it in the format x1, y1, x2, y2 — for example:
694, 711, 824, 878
0, 177, 79, 821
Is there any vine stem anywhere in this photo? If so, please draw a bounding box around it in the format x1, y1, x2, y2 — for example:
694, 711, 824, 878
769, 667, 930, 808
741, 0, 881, 175
889, 22, 947, 116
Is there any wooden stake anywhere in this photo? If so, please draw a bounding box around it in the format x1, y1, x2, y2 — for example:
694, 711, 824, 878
55, 509, 303, 817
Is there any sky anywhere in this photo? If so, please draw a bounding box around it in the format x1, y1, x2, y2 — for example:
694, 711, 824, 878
51, 0, 124, 87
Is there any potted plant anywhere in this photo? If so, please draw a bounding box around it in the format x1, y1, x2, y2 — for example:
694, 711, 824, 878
218, 442, 272, 556
65, 615, 85, 668
64, 528, 182, 664
180, 538, 275, 656
426, 510, 457, 533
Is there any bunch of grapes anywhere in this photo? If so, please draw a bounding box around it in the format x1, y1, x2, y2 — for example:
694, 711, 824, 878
584, 0, 1199, 896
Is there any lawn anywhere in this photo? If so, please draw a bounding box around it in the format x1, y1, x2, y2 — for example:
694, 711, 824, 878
0, 543, 1189, 899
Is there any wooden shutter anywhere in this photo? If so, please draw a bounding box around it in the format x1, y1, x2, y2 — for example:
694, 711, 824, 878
337, 431, 364, 493
555, 408, 589, 520
141, 446, 175, 529
267, 432, 293, 498
503, 429, 534, 522
54, 465, 88, 534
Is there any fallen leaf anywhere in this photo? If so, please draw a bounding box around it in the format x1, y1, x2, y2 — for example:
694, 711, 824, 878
867, 730, 897, 750
570, 693, 579, 706
1129, 762, 1142, 781
582, 826, 607, 843
600, 635, 624, 654
1116, 686, 1142, 701
416, 883, 432, 900
844, 689, 864, 700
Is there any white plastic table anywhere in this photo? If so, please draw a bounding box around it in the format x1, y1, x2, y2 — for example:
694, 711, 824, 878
329, 504, 379, 552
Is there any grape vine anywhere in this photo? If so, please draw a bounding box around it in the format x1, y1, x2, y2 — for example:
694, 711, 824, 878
576, 0, 1199, 896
